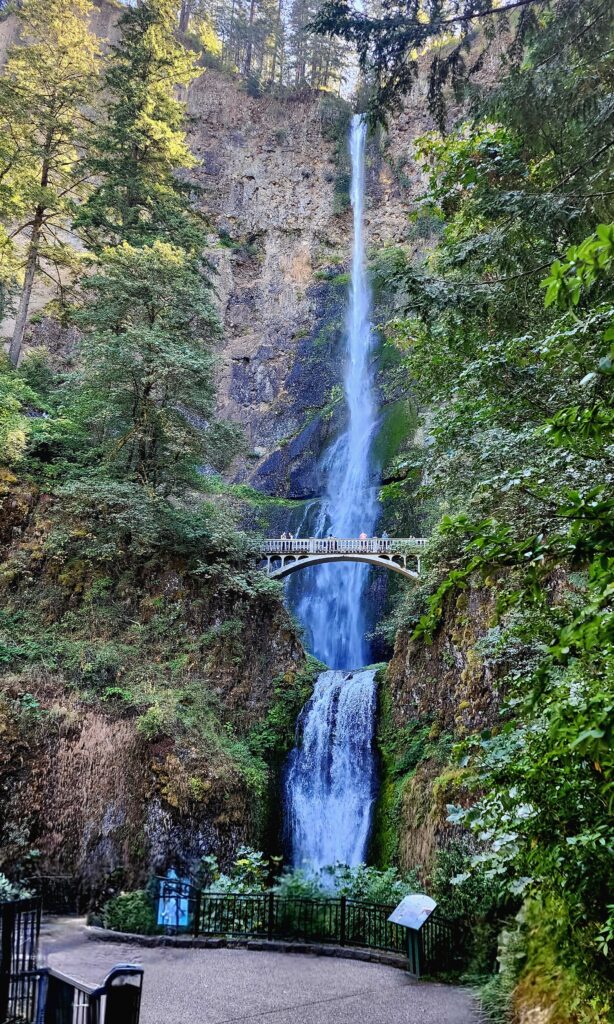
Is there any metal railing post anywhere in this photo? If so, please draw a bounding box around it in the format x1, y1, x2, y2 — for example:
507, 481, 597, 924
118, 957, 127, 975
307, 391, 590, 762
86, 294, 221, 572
339, 896, 346, 946
193, 888, 201, 938
267, 892, 274, 941
0, 901, 14, 1023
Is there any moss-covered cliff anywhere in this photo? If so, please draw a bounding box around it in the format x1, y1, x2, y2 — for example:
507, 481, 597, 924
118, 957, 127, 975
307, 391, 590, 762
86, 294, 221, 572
0, 471, 313, 900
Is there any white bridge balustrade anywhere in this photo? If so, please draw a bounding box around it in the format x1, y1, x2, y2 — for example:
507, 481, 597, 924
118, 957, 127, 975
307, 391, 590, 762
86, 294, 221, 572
260, 537, 428, 581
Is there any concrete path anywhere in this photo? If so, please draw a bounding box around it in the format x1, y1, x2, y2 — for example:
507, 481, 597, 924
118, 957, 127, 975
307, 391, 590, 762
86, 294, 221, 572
40, 917, 480, 1024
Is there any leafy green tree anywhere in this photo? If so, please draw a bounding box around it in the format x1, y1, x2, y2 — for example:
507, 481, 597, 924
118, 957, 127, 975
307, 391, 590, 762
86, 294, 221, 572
0, 358, 37, 463
370, 3, 614, 1012
75, 0, 202, 253
74, 241, 232, 491
0, 0, 99, 366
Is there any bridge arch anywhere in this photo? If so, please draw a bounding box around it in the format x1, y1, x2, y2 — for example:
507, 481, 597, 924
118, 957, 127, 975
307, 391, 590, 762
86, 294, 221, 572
260, 538, 426, 582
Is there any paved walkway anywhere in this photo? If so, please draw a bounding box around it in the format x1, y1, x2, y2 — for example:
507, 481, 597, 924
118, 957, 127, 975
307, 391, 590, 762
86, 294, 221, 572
40, 917, 480, 1024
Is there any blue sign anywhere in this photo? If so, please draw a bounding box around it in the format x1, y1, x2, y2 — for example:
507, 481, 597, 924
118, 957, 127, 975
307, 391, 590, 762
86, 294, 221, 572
157, 870, 191, 931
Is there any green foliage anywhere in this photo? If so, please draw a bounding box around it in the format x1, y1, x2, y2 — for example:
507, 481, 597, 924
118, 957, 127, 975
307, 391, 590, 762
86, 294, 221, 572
511, 898, 612, 1024
208, 846, 269, 893
0, 0, 100, 364
75, 0, 200, 253
0, 359, 38, 462
272, 868, 323, 900
102, 889, 158, 935
73, 240, 227, 490
372, 675, 452, 866
331, 863, 419, 905
371, 6, 614, 1012
247, 656, 322, 760
0, 873, 32, 902
542, 224, 614, 310
312, 0, 557, 127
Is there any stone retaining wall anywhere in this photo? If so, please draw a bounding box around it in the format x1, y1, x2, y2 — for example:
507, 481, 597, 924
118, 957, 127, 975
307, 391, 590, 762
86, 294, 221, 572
87, 926, 409, 971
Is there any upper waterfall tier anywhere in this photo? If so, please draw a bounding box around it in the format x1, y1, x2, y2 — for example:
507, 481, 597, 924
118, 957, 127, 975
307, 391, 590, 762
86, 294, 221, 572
290, 114, 380, 670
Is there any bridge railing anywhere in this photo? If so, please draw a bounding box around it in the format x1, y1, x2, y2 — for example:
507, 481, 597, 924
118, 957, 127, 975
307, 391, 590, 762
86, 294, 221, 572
261, 537, 427, 556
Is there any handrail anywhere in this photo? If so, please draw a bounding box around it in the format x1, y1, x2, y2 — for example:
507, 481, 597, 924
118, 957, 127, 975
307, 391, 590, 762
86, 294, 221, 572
152, 881, 465, 976
261, 537, 428, 554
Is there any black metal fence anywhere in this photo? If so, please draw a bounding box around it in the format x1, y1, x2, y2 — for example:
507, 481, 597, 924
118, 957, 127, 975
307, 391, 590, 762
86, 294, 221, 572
194, 892, 408, 954
0, 898, 143, 1024
155, 879, 464, 976
0, 898, 41, 1024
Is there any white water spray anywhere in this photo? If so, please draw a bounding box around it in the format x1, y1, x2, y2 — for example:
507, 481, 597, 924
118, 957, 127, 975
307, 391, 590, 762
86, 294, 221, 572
284, 116, 380, 872
284, 669, 378, 870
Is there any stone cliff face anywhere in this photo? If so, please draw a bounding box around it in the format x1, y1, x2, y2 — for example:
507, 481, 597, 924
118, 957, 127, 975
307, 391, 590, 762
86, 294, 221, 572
375, 581, 504, 881
184, 71, 420, 499
1, 0, 423, 499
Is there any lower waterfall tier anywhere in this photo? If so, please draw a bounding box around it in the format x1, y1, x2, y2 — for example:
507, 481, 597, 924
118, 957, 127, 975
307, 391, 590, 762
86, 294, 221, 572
284, 668, 378, 873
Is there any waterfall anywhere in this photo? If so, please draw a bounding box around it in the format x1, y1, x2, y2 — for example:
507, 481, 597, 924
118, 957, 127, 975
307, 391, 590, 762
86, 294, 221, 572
284, 116, 379, 873
292, 114, 379, 670
284, 669, 378, 871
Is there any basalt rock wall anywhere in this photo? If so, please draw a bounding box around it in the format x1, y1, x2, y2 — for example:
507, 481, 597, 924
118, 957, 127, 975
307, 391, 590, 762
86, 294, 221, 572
185, 71, 422, 498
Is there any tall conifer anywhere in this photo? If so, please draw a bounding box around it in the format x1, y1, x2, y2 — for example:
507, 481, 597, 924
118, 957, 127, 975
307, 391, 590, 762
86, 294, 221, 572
76, 0, 202, 254
0, 0, 99, 366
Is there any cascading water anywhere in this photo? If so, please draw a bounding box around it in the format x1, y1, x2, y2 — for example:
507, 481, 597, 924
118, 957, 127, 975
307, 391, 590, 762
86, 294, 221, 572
291, 114, 379, 670
284, 116, 380, 872
284, 669, 377, 870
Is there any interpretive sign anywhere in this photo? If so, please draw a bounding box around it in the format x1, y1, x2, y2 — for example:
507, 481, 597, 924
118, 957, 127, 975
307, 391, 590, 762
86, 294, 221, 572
388, 893, 437, 931
388, 894, 438, 977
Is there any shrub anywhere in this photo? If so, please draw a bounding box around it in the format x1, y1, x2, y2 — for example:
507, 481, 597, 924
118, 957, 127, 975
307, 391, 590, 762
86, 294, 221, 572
273, 869, 324, 900
0, 873, 32, 902
102, 890, 157, 935
330, 863, 419, 904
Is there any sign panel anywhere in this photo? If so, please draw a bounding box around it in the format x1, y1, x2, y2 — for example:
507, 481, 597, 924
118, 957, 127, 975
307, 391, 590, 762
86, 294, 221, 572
387, 894, 437, 931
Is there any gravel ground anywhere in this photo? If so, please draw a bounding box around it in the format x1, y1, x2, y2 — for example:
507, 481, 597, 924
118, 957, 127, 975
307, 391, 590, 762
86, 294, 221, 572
40, 917, 480, 1024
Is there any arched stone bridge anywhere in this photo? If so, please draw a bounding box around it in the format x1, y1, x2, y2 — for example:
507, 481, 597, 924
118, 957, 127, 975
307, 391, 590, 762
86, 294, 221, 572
261, 537, 427, 581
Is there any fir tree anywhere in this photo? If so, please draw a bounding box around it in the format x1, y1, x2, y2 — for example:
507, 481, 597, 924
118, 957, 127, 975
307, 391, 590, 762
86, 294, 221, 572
75, 241, 227, 491
75, 0, 203, 254
0, 0, 99, 366
312, 0, 554, 124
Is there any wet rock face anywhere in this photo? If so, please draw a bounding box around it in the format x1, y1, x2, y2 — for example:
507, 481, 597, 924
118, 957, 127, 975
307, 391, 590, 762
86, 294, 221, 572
185, 73, 417, 499
186, 72, 347, 490
388, 584, 503, 736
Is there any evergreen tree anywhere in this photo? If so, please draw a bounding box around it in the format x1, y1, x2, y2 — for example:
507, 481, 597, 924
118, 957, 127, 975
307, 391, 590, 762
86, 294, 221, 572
75, 0, 202, 253
75, 241, 226, 491
0, 0, 99, 366
312, 0, 556, 124
288, 0, 346, 90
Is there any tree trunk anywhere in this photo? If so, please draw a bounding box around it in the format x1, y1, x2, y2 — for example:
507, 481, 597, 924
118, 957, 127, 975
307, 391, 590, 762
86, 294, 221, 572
178, 0, 191, 33
223, 0, 236, 63
9, 208, 43, 367
270, 0, 282, 82
244, 0, 257, 75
